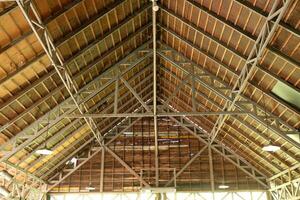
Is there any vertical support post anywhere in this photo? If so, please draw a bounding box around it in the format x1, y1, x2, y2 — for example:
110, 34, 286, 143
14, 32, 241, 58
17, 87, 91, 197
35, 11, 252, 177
192, 65, 196, 112
114, 79, 119, 114
152, 0, 159, 187
208, 145, 215, 199
100, 149, 105, 192
173, 168, 177, 188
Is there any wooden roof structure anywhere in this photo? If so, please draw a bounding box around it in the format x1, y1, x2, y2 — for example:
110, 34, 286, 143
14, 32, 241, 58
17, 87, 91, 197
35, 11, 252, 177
0, 0, 299, 199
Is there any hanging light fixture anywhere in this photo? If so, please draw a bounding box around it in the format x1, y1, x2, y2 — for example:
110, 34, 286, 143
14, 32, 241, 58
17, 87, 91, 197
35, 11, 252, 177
85, 160, 95, 191
218, 184, 229, 189
262, 143, 280, 152
261, 94, 280, 152
36, 148, 53, 155
85, 184, 96, 191
36, 113, 53, 155
218, 157, 229, 189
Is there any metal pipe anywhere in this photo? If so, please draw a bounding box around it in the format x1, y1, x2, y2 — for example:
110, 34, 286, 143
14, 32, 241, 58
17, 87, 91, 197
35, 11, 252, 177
66, 111, 250, 118
152, 0, 159, 187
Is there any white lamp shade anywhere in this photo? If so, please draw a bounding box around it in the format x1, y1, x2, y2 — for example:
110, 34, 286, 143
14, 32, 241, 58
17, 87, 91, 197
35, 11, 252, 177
36, 148, 53, 155
85, 186, 95, 191
218, 184, 229, 189
262, 145, 280, 152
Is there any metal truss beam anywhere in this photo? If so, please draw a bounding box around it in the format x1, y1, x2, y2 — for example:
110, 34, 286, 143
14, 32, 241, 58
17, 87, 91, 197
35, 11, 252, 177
0, 1, 150, 124
66, 111, 250, 118
152, 0, 159, 187
0, 170, 47, 200
269, 163, 300, 182
158, 42, 298, 164
159, 4, 300, 98
0, 9, 152, 134
201, 0, 291, 143
49, 191, 268, 200
159, 99, 268, 188
0, 0, 135, 85
121, 77, 152, 112
158, 23, 300, 116
0, 0, 84, 55
208, 144, 215, 193
233, 0, 300, 38
42, 95, 153, 185
268, 163, 300, 200
36, 75, 154, 178
40, 92, 152, 180
13, 0, 151, 192
157, 42, 300, 151
269, 178, 300, 200
158, 77, 284, 173
24, 69, 154, 173
163, 0, 293, 144
179, 1, 300, 70
161, 79, 280, 175
46, 101, 152, 192
157, 51, 293, 169
0, 40, 152, 162
1, 42, 151, 152
165, 145, 208, 187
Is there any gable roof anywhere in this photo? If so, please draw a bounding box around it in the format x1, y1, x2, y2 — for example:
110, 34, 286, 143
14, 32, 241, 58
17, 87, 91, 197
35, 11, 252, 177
0, 0, 299, 196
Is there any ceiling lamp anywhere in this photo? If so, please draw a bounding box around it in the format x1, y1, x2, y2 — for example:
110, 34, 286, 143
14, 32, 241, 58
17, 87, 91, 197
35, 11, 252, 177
123, 131, 133, 135
151, 0, 159, 12
261, 94, 280, 153
36, 148, 53, 155
36, 115, 53, 155
262, 144, 280, 152
218, 184, 229, 189
85, 160, 95, 191
85, 185, 95, 191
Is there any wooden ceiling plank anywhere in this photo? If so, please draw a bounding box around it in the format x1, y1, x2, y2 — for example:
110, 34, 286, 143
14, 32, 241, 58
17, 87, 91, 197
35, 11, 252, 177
185, 0, 300, 69
25, 72, 153, 174
41, 90, 153, 179
159, 66, 291, 170
234, 0, 300, 37
160, 6, 300, 96
158, 44, 300, 158
0, 0, 83, 55
160, 83, 282, 174
160, 27, 300, 130
0, 38, 152, 163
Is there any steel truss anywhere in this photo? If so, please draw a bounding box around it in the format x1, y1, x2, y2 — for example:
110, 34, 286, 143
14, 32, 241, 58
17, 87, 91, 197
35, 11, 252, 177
0, 0, 296, 198
0, 40, 152, 162
196, 0, 292, 143
66, 111, 250, 118
268, 163, 300, 200
43, 74, 154, 184
161, 0, 293, 144
157, 27, 300, 150
47, 104, 149, 192
157, 43, 300, 163
158, 98, 268, 188
49, 191, 268, 200
2, 0, 152, 197
0, 171, 46, 200
0, 2, 151, 135
38, 75, 154, 179
0, 42, 153, 190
